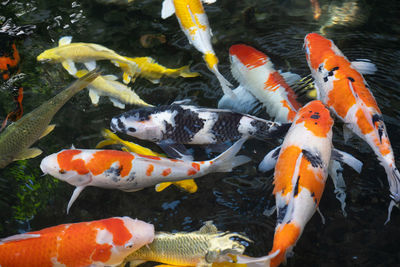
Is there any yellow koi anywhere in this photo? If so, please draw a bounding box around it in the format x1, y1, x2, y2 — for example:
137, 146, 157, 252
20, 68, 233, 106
75, 70, 152, 109
114, 56, 200, 84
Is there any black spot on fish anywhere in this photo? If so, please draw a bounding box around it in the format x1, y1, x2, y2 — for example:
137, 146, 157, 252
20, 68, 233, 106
328, 71, 334, 76
323, 76, 328, 83
59, 169, 65, 174
117, 118, 125, 132
372, 114, 385, 142
294, 176, 300, 197
128, 127, 136, 132
347, 77, 355, 82
330, 66, 339, 72
277, 204, 288, 224
311, 113, 320, 119
211, 112, 243, 142
163, 105, 205, 143
318, 65, 323, 72
105, 166, 122, 182
302, 149, 324, 168
250, 120, 289, 140
272, 147, 281, 160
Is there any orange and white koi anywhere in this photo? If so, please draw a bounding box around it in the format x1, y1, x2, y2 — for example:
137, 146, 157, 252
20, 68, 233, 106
40, 138, 250, 213
0, 216, 154, 267
258, 100, 361, 266
304, 32, 400, 221
161, 0, 233, 97
221, 44, 302, 123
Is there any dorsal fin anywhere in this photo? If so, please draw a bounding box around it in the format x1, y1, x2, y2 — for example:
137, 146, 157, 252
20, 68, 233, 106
59, 36, 72, 46
0, 233, 41, 244
199, 221, 218, 234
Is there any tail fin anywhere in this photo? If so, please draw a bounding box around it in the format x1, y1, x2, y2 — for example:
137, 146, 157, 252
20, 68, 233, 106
384, 164, 400, 223
174, 65, 200, 78
234, 250, 280, 267
209, 138, 250, 173
218, 85, 262, 115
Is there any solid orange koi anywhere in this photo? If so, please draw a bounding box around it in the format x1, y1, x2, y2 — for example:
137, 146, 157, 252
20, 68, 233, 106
0, 217, 154, 267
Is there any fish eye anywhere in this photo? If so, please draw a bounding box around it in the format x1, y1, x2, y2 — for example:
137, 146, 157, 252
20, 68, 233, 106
125, 242, 134, 249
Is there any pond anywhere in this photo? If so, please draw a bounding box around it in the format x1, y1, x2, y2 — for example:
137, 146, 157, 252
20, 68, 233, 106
1, 0, 400, 266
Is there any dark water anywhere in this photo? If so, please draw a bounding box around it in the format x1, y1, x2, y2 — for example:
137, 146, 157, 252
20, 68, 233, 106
1, 0, 400, 266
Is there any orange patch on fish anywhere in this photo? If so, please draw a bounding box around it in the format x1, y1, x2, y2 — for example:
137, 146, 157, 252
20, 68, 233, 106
0, 43, 20, 72
57, 150, 89, 175
86, 150, 134, 177
162, 168, 172, 177
146, 164, 154, 176
138, 154, 161, 160
229, 44, 268, 70
281, 100, 297, 122
298, 158, 325, 204
355, 108, 374, 135
295, 100, 333, 137
269, 222, 301, 267
273, 145, 302, 196
192, 162, 200, 171
187, 168, 198, 176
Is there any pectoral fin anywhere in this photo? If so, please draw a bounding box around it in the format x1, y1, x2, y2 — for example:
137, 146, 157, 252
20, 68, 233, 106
84, 61, 96, 71
67, 186, 86, 214
122, 72, 132, 84
95, 139, 118, 149
39, 124, 55, 139
14, 147, 42, 161
59, 36, 72, 46
351, 59, 377, 75
161, 0, 175, 19
110, 98, 126, 109
62, 59, 77, 75
328, 159, 347, 216
158, 141, 194, 161
343, 124, 354, 143
88, 89, 100, 105
258, 145, 281, 172
156, 179, 198, 193
331, 148, 363, 173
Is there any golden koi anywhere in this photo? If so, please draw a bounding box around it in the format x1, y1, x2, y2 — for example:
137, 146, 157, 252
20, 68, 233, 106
161, 0, 233, 97
37, 36, 138, 75
304, 32, 400, 221
75, 69, 152, 109
114, 56, 200, 84
0, 216, 154, 267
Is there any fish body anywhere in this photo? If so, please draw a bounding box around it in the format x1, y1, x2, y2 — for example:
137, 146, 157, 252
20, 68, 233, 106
40, 138, 250, 212
267, 100, 334, 267
304, 32, 400, 215
96, 129, 198, 193
37, 36, 136, 75
161, 0, 233, 96
227, 44, 302, 123
0, 70, 99, 169
123, 221, 250, 267
74, 70, 152, 109
0, 216, 154, 267
110, 103, 290, 145
114, 56, 200, 84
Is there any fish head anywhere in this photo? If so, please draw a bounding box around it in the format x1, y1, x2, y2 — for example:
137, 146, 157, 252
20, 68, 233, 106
294, 100, 333, 138
37, 48, 61, 62
110, 108, 163, 142
91, 217, 154, 265
40, 150, 92, 187
304, 33, 337, 70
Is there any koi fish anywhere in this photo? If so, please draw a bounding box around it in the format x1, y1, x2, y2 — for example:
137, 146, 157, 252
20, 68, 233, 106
0, 86, 24, 132
110, 102, 290, 158
122, 221, 252, 267
161, 0, 234, 97
113, 56, 200, 84
0, 216, 154, 267
304, 32, 400, 221
222, 44, 302, 123
40, 138, 250, 213
258, 100, 362, 267
0, 70, 99, 169
37, 36, 138, 76
96, 128, 198, 193
74, 70, 152, 109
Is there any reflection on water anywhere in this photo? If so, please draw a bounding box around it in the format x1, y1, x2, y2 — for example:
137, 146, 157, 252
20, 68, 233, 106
1, 0, 400, 266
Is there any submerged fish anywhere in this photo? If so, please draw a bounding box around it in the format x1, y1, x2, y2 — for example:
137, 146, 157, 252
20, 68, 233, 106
114, 56, 200, 84
122, 221, 251, 267
223, 44, 302, 123
259, 101, 361, 267
74, 69, 152, 109
96, 128, 198, 193
110, 102, 290, 158
37, 36, 137, 75
0, 70, 99, 169
161, 0, 233, 97
40, 138, 250, 213
0, 216, 154, 267
304, 32, 400, 221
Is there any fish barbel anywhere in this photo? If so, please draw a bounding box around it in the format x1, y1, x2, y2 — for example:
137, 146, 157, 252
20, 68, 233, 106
122, 221, 251, 267
0, 70, 99, 168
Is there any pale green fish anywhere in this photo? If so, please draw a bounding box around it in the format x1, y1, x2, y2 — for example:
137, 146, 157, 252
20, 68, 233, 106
74, 69, 153, 109
0, 70, 99, 169
37, 36, 138, 76
121, 221, 252, 267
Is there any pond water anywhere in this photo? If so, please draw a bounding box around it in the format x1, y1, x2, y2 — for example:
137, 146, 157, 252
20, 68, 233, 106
1, 0, 400, 266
